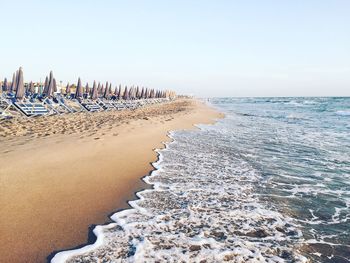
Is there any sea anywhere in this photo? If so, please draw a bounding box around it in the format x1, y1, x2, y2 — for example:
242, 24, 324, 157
52, 97, 350, 263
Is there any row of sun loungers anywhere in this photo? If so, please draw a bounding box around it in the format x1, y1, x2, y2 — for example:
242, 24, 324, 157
1, 67, 174, 119
0, 92, 169, 118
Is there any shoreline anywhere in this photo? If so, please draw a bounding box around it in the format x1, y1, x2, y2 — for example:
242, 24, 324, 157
0, 99, 223, 263
50, 137, 167, 262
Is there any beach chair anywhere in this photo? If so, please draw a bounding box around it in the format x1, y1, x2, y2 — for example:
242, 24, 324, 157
14, 101, 49, 116
0, 94, 21, 118
97, 99, 116, 111
81, 100, 102, 112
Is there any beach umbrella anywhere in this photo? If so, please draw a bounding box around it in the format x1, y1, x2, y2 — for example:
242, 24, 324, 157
103, 81, 109, 99
135, 86, 140, 99
85, 83, 90, 94
75, 77, 83, 98
46, 76, 54, 98
128, 86, 134, 100
65, 83, 70, 95
15, 67, 25, 100
113, 85, 118, 96
100, 84, 105, 96
117, 85, 122, 99
3, 78, 8, 91
44, 71, 54, 96
9, 72, 16, 93
97, 82, 101, 95
43, 76, 49, 94
140, 87, 144, 99
28, 81, 35, 93
53, 78, 57, 92
123, 86, 128, 100
108, 83, 112, 94
91, 80, 98, 100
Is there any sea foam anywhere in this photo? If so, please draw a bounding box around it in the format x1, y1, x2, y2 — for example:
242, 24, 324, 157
52, 130, 307, 262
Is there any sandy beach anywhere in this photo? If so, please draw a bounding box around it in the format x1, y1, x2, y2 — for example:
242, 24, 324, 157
0, 99, 222, 263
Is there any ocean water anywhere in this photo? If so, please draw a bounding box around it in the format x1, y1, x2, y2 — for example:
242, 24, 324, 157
52, 97, 350, 263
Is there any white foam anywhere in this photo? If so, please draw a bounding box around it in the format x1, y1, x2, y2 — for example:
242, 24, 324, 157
336, 110, 350, 116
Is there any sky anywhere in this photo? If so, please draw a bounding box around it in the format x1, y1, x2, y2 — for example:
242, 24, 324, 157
1, 0, 349, 97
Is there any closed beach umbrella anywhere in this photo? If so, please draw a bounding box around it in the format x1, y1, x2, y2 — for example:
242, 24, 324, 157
135, 86, 140, 99
114, 86, 118, 96
65, 83, 70, 95
10, 72, 16, 93
44, 71, 54, 96
128, 86, 134, 100
97, 82, 101, 95
91, 80, 98, 100
46, 76, 54, 98
100, 84, 105, 96
103, 82, 109, 99
53, 78, 57, 92
28, 81, 35, 93
43, 76, 49, 94
123, 86, 128, 100
117, 85, 122, 99
3, 78, 8, 91
75, 77, 83, 98
140, 87, 144, 99
15, 67, 25, 100
85, 83, 90, 94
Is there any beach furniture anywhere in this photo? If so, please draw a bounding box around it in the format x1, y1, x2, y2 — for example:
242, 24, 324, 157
80, 99, 102, 112
1, 67, 50, 117
97, 99, 116, 110
14, 101, 49, 116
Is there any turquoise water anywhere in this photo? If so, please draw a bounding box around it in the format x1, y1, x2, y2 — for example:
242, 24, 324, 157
52, 97, 349, 262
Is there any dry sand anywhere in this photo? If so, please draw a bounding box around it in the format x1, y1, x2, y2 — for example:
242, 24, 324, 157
0, 99, 223, 263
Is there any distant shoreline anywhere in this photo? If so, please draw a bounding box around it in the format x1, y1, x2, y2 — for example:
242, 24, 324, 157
0, 98, 223, 263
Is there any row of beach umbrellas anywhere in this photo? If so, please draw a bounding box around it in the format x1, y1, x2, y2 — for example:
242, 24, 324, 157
1, 68, 170, 101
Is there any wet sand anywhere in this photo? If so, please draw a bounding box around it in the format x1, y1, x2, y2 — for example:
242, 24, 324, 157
0, 99, 222, 263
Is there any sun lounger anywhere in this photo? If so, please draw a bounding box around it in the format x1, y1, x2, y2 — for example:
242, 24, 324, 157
14, 101, 49, 116
97, 99, 116, 110
81, 101, 102, 112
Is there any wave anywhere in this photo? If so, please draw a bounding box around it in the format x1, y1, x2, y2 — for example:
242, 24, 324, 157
51, 130, 307, 262
336, 110, 350, 116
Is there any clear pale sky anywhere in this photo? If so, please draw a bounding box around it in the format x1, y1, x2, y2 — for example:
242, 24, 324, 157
1, 0, 349, 97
